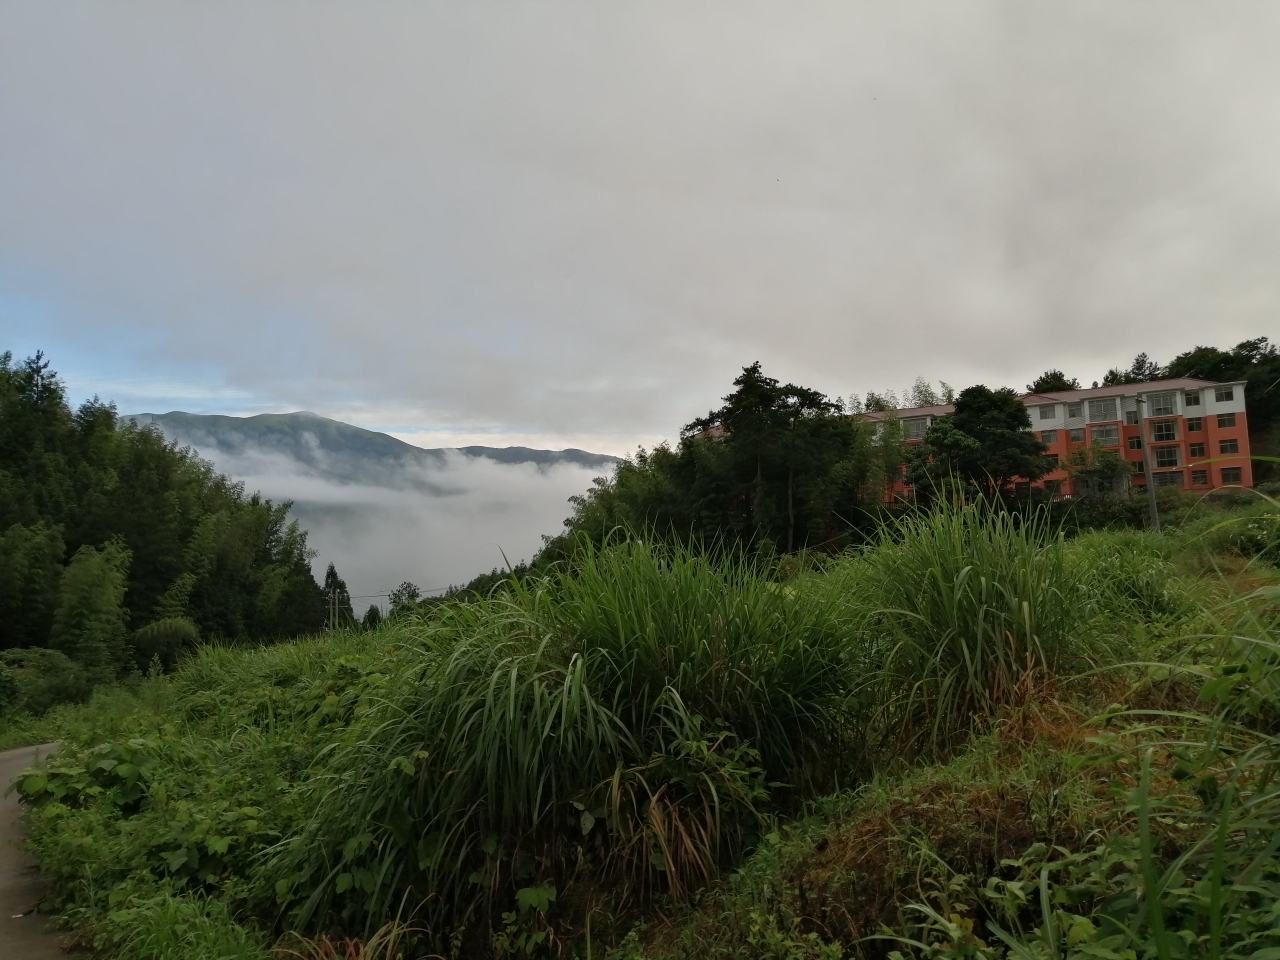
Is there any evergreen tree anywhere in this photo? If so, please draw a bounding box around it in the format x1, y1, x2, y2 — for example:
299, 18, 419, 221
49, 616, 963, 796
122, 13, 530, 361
906, 386, 1049, 498
0, 350, 327, 666
50, 539, 132, 670
1102, 352, 1164, 386
1027, 369, 1082, 393
0, 521, 65, 648
563, 363, 883, 554
322, 562, 356, 628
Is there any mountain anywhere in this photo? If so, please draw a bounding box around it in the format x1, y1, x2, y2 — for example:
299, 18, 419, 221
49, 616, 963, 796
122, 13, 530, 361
126, 411, 620, 487
122, 411, 620, 606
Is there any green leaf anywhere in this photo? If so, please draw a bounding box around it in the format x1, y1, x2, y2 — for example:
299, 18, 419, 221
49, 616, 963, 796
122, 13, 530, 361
515, 884, 556, 914
20, 773, 47, 795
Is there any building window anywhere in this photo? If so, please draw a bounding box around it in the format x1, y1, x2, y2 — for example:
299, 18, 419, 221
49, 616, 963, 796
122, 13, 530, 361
1038, 404, 1056, 420
1128, 436, 1142, 450
1184, 391, 1201, 407
1219, 439, 1240, 454
1189, 442, 1205, 458
1044, 480, 1061, 496
1187, 417, 1203, 432
1150, 420, 1177, 442
1148, 391, 1177, 416
1190, 469, 1208, 486
1088, 398, 1118, 422
1090, 424, 1119, 446
902, 417, 927, 440
1042, 453, 1059, 467
1066, 401, 1083, 419
1153, 446, 1180, 468
1217, 413, 1237, 428
1220, 467, 1242, 484
1215, 386, 1234, 402
1125, 410, 1139, 425
1153, 470, 1184, 488
1041, 429, 1057, 443
1134, 460, 1145, 474
1069, 428, 1084, 443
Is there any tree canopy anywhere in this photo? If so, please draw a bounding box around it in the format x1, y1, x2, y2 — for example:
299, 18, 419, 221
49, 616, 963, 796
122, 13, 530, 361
0, 351, 326, 674
561, 363, 888, 554
1027, 369, 1081, 393
906, 385, 1049, 497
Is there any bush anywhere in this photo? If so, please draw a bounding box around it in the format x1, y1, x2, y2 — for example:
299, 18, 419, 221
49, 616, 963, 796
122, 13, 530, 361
1, 647, 95, 715
133, 618, 200, 671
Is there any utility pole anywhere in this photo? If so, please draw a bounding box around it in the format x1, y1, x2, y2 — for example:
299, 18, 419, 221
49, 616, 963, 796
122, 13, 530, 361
1136, 395, 1160, 533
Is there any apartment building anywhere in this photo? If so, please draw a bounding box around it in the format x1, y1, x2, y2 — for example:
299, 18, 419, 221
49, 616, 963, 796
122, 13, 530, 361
866, 378, 1251, 498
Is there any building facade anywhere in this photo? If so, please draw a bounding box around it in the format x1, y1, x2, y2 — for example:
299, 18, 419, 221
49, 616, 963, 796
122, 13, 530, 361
866, 378, 1251, 498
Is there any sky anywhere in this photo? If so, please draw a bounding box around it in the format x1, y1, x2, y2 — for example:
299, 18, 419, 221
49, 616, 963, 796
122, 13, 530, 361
2, 2, 1279, 456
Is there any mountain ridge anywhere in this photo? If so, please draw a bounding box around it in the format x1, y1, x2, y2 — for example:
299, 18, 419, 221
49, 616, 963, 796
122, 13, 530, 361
126, 411, 621, 487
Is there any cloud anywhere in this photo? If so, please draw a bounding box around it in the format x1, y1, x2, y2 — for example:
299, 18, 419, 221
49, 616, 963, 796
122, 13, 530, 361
193, 441, 603, 612
2, 3, 1279, 451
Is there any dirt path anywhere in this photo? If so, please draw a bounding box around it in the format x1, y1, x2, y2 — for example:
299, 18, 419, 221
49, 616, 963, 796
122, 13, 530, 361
0, 743, 65, 958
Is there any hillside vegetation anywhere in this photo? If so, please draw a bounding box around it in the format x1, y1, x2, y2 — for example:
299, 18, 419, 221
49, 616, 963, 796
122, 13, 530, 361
11, 492, 1280, 960
0, 352, 331, 719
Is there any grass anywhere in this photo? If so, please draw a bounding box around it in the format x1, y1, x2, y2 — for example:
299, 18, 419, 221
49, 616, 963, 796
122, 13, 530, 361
843, 503, 1086, 755
93, 893, 268, 960
266, 538, 862, 944
8, 497, 1280, 959
0, 679, 158, 751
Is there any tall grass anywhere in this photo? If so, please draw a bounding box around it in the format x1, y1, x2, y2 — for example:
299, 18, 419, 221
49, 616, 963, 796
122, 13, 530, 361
263, 539, 860, 945
94, 892, 269, 960
855, 501, 1087, 753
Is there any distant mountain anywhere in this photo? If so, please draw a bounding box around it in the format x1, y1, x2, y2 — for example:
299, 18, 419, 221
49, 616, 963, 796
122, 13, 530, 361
126, 411, 620, 487
122, 412, 619, 603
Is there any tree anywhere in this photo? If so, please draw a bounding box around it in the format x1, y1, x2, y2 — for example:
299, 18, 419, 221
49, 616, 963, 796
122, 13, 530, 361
560, 364, 886, 554
389, 581, 421, 615
1102, 352, 1164, 386
361, 604, 382, 631
1063, 443, 1133, 498
0, 349, 328, 663
50, 539, 132, 670
906, 386, 1049, 497
322, 562, 355, 628
0, 521, 65, 649
1027, 369, 1081, 393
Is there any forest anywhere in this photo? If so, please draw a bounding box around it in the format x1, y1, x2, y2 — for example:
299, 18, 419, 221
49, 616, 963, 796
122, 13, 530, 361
0, 352, 326, 713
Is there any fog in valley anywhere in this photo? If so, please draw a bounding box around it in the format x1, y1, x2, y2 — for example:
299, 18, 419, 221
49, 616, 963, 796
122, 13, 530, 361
130, 413, 613, 612
206, 445, 602, 611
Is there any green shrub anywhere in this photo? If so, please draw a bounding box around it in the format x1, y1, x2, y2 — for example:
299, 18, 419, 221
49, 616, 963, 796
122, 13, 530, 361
1, 647, 95, 715
133, 617, 200, 671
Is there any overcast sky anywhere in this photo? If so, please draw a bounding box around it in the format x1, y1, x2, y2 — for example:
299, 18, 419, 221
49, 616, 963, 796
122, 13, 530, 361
2, 2, 1277, 455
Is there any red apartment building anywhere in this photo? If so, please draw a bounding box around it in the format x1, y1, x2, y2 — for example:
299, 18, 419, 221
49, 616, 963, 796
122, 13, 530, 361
866, 378, 1251, 499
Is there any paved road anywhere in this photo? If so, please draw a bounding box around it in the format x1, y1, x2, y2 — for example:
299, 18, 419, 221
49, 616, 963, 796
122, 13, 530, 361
0, 743, 65, 958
